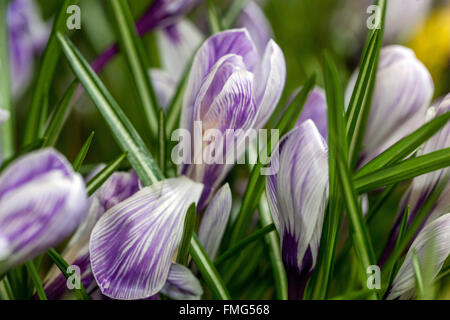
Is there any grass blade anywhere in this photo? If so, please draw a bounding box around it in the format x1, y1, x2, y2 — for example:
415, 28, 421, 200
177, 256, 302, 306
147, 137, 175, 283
355, 148, 450, 193
412, 249, 425, 299
190, 234, 231, 300
86, 152, 127, 196
109, 0, 160, 140
346, 0, 386, 168
57, 34, 163, 186
207, 0, 223, 34
73, 132, 95, 172
356, 111, 450, 178
47, 248, 90, 300
258, 195, 288, 300
0, 0, 14, 160
215, 224, 275, 265
43, 81, 78, 147
176, 203, 196, 266
23, 0, 78, 146
24, 261, 47, 300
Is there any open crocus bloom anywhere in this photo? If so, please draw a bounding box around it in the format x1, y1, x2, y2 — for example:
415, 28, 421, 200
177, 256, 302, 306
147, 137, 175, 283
387, 213, 450, 300
0, 149, 87, 274
89, 176, 203, 300
379, 94, 450, 266
346, 45, 434, 166
179, 28, 286, 208
266, 120, 328, 299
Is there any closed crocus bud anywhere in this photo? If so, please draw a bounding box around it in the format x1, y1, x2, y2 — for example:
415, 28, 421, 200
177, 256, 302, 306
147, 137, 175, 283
379, 94, 450, 266
7, 0, 49, 97
180, 29, 286, 208
266, 120, 328, 299
90, 176, 203, 300
0, 149, 87, 274
236, 1, 273, 54
387, 213, 450, 300
346, 45, 434, 166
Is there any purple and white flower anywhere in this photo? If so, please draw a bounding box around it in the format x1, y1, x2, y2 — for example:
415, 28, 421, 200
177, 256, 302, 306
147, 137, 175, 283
346, 45, 434, 166
387, 213, 450, 300
179, 29, 286, 208
7, 0, 49, 97
44, 170, 140, 299
198, 184, 232, 260
236, 1, 273, 54
294, 87, 328, 140
0, 149, 87, 274
89, 176, 203, 300
379, 94, 450, 266
266, 120, 328, 299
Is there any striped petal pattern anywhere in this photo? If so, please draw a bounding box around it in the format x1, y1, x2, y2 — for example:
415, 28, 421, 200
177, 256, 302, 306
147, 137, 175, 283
90, 176, 203, 300
180, 29, 285, 208
45, 170, 140, 299
387, 213, 450, 300
266, 120, 328, 299
0, 149, 87, 273
198, 184, 232, 259
346, 45, 434, 166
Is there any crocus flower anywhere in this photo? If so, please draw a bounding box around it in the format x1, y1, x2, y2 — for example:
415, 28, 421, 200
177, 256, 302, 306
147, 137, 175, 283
0, 149, 87, 274
379, 94, 450, 266
89, 176, 203, 300
151, 19, 203, 111
236, 1, 273, 54
266, 120, 328, 299
7, 0, 49, 97
292, 87, 327, 140
387, 213, 450, 300
179, 29, 286, 208
44, 170, 139, 299
346, 45, 434, 166
198, 184, 232, 260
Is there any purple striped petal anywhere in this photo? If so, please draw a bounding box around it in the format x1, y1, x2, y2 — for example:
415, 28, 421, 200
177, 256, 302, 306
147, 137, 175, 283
45, 170, 142, 299
236, 1, 273, 54
253, 39, 286, 128
266, 120, 328, 298
160, 263, 203, 300
296, 87, 327, 140
198, 184, 232, 259
179, 29, 285, 208
180, 29, 259, 134
90, 176, 203, 300
0, 149, 87, 273
346, 45, 434, 166
387, 213, 450, 300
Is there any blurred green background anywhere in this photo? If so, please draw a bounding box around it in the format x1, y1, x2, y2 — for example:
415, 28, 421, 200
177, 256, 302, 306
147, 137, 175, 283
10, 0, 450, 298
